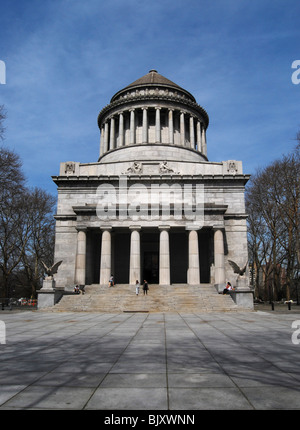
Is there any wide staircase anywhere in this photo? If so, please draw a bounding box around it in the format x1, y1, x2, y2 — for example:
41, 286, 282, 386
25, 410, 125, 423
47, 284, 248, 313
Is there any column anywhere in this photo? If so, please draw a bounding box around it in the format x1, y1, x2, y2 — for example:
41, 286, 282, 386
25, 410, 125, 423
104, 121, 109, 153
100, 126, 105, 157
180, 111, 185, 146
109, 116, 115, 150
159, 226, 170, 285
155, 107, 161, 143
74, 227, 87, 285
168, 109, 174, 144
187, 230, 200, 285
214, 228, 225, 290
201, 126, 207, 156
130, 109, 135, 145
142, 108, 148, 143
196, 121, 202, 152
118, 112, 124, 147
99, 227, 112, 285
129, 226, 141, 284
189, 116, 195, 149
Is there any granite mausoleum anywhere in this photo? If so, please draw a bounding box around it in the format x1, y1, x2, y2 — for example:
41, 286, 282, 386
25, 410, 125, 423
50, 70, 252, 310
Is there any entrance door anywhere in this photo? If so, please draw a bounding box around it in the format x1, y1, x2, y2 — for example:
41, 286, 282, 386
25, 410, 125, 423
143, 252, 159, 283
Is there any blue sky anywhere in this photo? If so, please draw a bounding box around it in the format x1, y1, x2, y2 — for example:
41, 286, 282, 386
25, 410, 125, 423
0, 0, 299, 195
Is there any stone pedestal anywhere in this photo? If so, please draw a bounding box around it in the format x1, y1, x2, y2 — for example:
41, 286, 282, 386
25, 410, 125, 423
236, 276, 249, 290
37, 278, 64, 309
229, 290, 254, 309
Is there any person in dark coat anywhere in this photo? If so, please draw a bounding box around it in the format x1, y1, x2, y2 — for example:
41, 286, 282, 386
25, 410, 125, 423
143, 280, 149, 295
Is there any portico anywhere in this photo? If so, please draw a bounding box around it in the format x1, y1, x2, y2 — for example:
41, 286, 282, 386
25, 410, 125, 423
72, 222, 226, 288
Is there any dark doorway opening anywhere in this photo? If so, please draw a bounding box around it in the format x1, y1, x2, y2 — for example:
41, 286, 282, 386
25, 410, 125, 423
170, 231, 188, 283
199, 229, 211, 283
141, 231, 159, 284
113, 231, 130, 284
143, 252, 159, 283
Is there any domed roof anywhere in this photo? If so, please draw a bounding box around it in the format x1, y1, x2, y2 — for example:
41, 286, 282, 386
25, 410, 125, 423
111, 69, 196, 103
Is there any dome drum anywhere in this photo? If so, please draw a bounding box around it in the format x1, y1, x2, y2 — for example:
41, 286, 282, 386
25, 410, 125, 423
97, 70, 209, 161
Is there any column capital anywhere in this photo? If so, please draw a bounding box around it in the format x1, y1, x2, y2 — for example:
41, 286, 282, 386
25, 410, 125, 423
158, 225, 170, 230
100, 225, 113, 231
76, 226, 87, 232
212, 225, 225, 232
129, 225, 142, 231
185, 225, 201, 231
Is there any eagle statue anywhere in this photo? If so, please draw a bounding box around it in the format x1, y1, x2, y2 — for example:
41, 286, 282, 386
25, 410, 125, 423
41, 260, 63, 277
228, 260, 248, 276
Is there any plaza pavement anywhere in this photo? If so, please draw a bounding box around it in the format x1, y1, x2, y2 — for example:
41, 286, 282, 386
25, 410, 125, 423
0, 307, 300, 410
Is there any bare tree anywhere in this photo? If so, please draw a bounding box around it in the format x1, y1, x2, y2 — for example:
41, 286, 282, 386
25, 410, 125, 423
246, 138, 300, 301
19, 188, 56, 298
0, 105, 6, 140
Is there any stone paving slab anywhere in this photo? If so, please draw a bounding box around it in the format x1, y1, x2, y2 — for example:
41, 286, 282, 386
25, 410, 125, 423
0, 309, 300, 410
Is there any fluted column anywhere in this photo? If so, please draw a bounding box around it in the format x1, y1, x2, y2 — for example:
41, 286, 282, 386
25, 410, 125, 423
74, 227, 87, 285
168, 109, 174, 144
187, 230, 200, 285
100, 126, 105, 156
109, 116, 115, 150
118, 112, 124, 147
189, 116, 195, 149
159, 226, 170, 285
104, 121, 109, 153
155, 107, 161, 143
142, 108, 148, 143
129, 226, 141, 284
214, 228, 225, 290
180, 111, 185, 146
201, 126, 207, 156
130, 109, 135, 145
196, 121, 202, 152
99, 227, 112, 285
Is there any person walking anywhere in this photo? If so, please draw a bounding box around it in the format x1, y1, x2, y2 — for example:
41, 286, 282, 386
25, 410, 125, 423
143, 280, 149, 295
135, 280, 140, 295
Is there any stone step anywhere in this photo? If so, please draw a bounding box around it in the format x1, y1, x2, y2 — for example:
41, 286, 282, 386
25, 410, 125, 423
46, 283, 246, 313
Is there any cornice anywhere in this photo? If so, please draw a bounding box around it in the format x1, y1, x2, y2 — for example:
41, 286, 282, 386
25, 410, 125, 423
97, 93, 209, 129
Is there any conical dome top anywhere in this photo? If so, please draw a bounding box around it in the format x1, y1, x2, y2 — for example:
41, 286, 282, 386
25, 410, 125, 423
111, 70, 196, 103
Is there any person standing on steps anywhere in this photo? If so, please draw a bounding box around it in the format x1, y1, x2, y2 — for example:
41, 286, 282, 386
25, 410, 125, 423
108, 274, 114, 287
143, 280, 149, 295
135, 280, 140, 295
